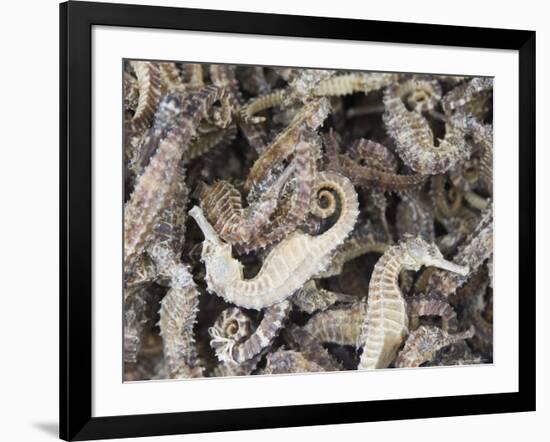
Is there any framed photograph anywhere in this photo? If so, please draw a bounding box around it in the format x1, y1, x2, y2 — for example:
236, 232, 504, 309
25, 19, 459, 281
60, 1, 536, 440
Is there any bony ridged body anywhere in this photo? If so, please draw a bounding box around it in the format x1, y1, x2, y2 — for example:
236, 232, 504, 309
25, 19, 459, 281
189, 171, 359, 310
359, 237, 469, 369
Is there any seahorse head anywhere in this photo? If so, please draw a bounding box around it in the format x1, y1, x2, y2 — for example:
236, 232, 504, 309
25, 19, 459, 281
189, 205, 242, 288
401, 236, 469, 276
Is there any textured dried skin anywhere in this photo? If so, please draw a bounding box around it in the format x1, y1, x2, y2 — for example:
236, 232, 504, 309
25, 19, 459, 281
244, 97, 331, 196
263, 349, 325, 374
130, 92, 186, 177
185, 124, 238, 163
292, 280, 358, 314
124, 71, 139, 113
182, 63, 204, 88
243, 132, 320, 253
124, 285, 149, 363
127, 61, 162, 135
396, 192, 435, 242
453, 114, 493, 195
318, 226, 388, 278
431, 175, 463, 218
242, 72, 395, 123
349, 138, 399, 172
395, 325, 475, 368
150, 244, 203, 378
407, 294, 458, 332
210, 300, 291, 364
303, 302, 368, 347
158, 62, 185, 92
325, 135, 428, 192
209, 64, 269, 153
426, 204, 493, 296
383, 82, 469, 175
426, 341, 484, 366
358, 237, 469, 369
441, 77, 493, 115
314, 72, 397, 97
284, 326, 343, 371
198, 155, 296, 251
464, 191, 490, 211
189, 171, 359, 310
397, 79, 442, 113
124, 86, 228, 271
283, 69, 336, 106
212, 353, 263, 377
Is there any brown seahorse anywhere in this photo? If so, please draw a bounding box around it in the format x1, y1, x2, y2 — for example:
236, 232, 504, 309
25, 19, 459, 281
124, 86, 228, 271
263, 349, 325, 374
189, 171, 359, 310
358, 237, 469, 369
395, 325, 475, 368
198, 130, 319, 254
127, 61, 162, 135
325, 134, 428, 193
244, 97, 331, 198
383, 81, 469, 175
150, 243, 203, 378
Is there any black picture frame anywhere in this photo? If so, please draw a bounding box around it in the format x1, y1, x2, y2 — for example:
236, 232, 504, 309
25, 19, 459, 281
60, 1, 536, 440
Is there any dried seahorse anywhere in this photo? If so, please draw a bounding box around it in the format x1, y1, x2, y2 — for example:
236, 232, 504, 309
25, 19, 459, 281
210, 64, 268, 153
244, 97, 330, 197
358, 237, 469, 369
197, 156, 296, 248
150, 244, 203, 378
158, 62, 185, 92
442, 77, 493, 115
263, 349, 324, 374
123, 71, 139, 113
407, 294, 458, 332
209, 300, 291, 364
241, 131, 320, 253
209, 307, 253, 348
302, 302, 368, 347
383, 82, 469, 174
241, 72, 395, 122
324, 134, 428, 193
426, 204, 493, 296
181, 63, 204, 88
283, 326, 342, 371
130, 92, 186, 177
426, 340, 484, 366
464, 191, 489, 211
189, 170, 359, 310
397, 79, 442, 113
185, 124, 238, 163
124, 86, 228, 271
124, 285, 149, 363
395, 325, 475, 368
292, 280, 358, 314
127, 61, 162, 135
314, 72, 397, 97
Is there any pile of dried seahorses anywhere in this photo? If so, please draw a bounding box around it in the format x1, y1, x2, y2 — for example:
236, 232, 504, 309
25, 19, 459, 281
123, 60, 493, 380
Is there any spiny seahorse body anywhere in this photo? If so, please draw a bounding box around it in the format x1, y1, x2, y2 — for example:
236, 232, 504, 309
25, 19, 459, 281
190, 171, 359, 310
358, 237, 469, 369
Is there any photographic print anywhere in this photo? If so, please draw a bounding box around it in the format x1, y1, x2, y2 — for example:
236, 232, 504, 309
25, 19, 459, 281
123, 60, 493, 381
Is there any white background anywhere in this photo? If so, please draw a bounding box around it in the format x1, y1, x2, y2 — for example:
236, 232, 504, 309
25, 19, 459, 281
0, 0, 547, 441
